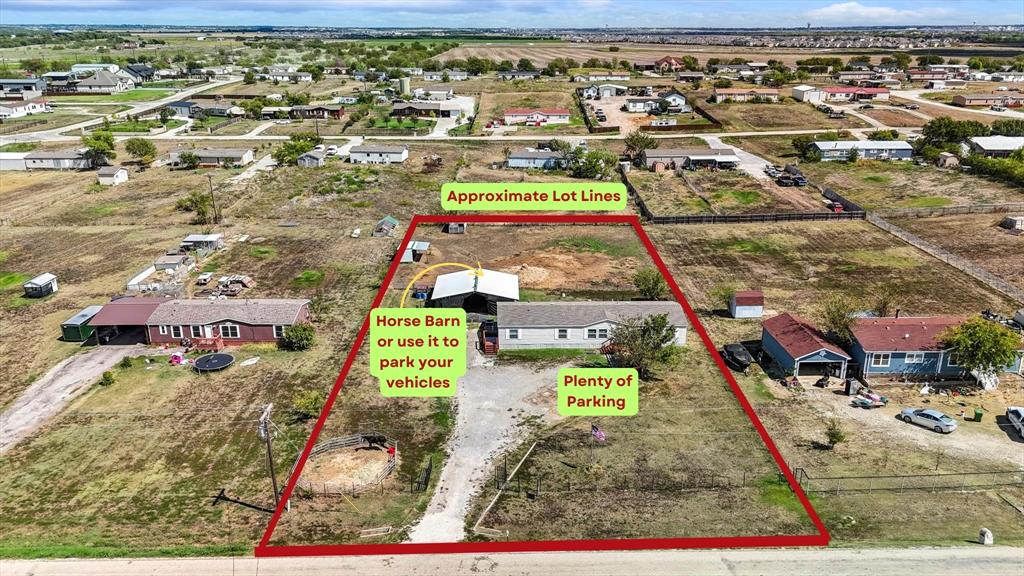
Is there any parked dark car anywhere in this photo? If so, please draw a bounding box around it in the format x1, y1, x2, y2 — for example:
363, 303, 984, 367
722, 343, 754, 371
776, 175, 796, 186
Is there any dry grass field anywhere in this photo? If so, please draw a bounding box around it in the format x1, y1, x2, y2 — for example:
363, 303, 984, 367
700, 98, 870, 132
893, 214, 1024, 292
648, 220, 1023, 546
860, 108, 928, 128
629, 169, 816, 216
889, 96, 1000, 125
722, 135, 1024, 209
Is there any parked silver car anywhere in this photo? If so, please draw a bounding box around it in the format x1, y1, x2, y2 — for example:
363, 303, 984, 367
900, 408, 958, 434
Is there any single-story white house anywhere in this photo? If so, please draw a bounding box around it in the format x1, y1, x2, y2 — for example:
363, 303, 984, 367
170, 148, 254, 167
503, 107, 571, 125
97, 165, 128, 186
625, 97, 662, 113
180, 233, 224, 252
496, 301, 688, 350
0, 99, 49, 119
24, 149, 93, 170
413, 85, 453, 100
969, 135, 1024, 158
423, 69, 468, 81
349, 144, 408, 164
811, 140, 914, 161
572, 71, 630, 82
580, 84, 627, 99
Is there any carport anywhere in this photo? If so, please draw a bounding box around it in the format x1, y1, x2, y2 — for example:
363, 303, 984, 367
87, 297, 165, 345
761, 313, 850, 379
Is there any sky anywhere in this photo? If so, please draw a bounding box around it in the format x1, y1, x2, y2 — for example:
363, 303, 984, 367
1, 0, 1021, 28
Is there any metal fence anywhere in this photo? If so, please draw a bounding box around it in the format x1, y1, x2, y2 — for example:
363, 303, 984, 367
875, 202, 1024, 219
794, 468, 1024, 494
292, 432, 397, 496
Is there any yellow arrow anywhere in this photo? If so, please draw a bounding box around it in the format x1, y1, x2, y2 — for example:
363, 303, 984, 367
399, 261, 483, 308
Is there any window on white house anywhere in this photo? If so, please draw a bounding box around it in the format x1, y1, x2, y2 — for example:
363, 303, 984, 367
190, 325, 203, 338
586, 328, 609, 339
274, 325, 285, 338
221, 324, 240, 339
905, 352, 925, 364
557, 329, 569, 339
159, 325, 167, 335
871, 353, 891, 368
171, 326, 183, 339
507, 329, 519, 340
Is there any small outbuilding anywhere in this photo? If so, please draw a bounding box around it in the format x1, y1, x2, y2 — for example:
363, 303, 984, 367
97, 165, 128, 186
1001, 215, 1023, 230
761, 313, 850, 379
429, 269, 520, 314
936, 152, 960, 169
372, 216, 400, 237
297, 150, 327, 167
23, 273, 58, 297
729, 290, 764, 319
444, 222, 467, 234
399, 240, 431, 263
61, 304, 103, 342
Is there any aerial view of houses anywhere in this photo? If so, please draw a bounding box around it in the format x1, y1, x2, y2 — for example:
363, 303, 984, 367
0, 2, 1022, 575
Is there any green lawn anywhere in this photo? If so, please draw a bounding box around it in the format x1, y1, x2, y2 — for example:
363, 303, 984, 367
46, 89, 173, 103
105, 119, 186, 132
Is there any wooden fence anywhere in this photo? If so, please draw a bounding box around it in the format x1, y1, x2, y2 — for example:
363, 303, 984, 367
0, 119, 46, 134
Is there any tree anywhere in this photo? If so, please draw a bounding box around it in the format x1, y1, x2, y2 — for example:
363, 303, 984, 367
298, 63, 324, 82
98, 371, 116, 387
916, 54, 945, 67
517, 58, 535, 72
871, 284, 902, 318
272, 132, 321, 165
281, 323, 315, 351
921, 117, 991, 146
175, 190, 212, 224
291, 388, 326, 421
713, 78, 733, 89
941, 318, 1022, 380
867, 129, 899, 141
818, 293, 856, 345
846, 147, 859, 163
243, 70, 256, 84
81, 130, 116, 164
825, 418, 846, 449
992, 118, 1024, 137
633, 266, 668, 300
124, 137, 156, 164
609, 313, 679, 379
623, 129, 658, 159
158, 106, 171, 124
177, 150, 199, 169
568, 148, 618, 179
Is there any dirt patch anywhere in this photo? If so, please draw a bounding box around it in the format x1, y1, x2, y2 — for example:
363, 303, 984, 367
493, 251, 639, 292
301, 446, 395, 488
861, 108, 927, 128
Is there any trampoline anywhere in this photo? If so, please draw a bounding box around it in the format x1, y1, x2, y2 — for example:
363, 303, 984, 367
193, 353, 236, 373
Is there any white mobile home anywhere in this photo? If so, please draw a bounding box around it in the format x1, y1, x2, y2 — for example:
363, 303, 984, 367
349, 145, 408, 164
497, 301, 688, 350
24, 149, 93, 170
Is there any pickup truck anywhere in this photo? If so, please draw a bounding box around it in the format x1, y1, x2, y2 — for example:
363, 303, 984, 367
1007, 406, 1024, 438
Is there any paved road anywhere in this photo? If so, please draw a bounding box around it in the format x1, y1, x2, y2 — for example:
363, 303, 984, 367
0, 344, 156, 454
3, 546, 1022, 575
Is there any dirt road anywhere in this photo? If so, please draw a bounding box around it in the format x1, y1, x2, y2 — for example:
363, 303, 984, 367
406, 336, 559, 542
3, 546, 1022, 575
0, 345, 151, 453
806, 385, 1024, 468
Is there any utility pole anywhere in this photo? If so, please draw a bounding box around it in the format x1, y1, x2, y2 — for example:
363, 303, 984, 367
315, 116, 320, 139
259, 404, 280, 507
205, 173, 220, 224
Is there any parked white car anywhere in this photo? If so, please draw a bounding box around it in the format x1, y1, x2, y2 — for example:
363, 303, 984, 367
327, 145, 338, 155
900, 408, 958, 434
1006, 406, 1024, 438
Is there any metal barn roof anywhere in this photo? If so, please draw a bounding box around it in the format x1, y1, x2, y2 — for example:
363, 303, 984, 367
430, 269, 519, 301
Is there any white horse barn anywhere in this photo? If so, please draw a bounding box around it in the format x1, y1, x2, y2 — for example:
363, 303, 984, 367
496, 301, 688, 350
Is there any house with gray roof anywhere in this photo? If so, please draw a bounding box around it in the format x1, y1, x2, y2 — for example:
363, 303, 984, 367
506, 148, 567, 170
76, 70, 134, 94
496, 301, 688, 350
24, 149, 93, 170
810, 140, 913, 161
349, 144, 408, 164
146, 299, 311, 346
170, 148, 254, 167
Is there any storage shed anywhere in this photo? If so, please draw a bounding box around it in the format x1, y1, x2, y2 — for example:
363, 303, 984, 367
23, 273, 58, 297
373, 216, 400, 237
729, 290, 764, 319
97, 165, 128, 186
61, 305, 103, 342
429, 269, 519, 314
1001, 215, 1023, 230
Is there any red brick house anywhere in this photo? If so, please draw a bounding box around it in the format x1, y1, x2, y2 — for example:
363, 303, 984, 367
146, 298, 311, 347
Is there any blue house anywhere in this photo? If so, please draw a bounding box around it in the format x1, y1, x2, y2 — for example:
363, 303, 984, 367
166, 100, 196, 118
850, 316, 1024, 379
761, 313, 851, 379
506, 148, 566, 170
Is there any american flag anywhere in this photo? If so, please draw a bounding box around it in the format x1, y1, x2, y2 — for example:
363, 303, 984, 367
591, 423, 606, 442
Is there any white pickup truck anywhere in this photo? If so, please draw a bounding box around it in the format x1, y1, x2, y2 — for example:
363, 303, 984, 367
1007, 406, 1024, 438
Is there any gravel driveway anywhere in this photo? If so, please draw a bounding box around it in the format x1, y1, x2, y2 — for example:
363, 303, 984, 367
406, 336, 559, 543
0, 345, 154, 453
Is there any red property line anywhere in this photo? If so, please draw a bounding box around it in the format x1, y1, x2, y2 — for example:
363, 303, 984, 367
256, 213, 830, 556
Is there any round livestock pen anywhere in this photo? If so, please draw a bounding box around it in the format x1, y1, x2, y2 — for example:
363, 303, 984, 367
294, 432, 398, 497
